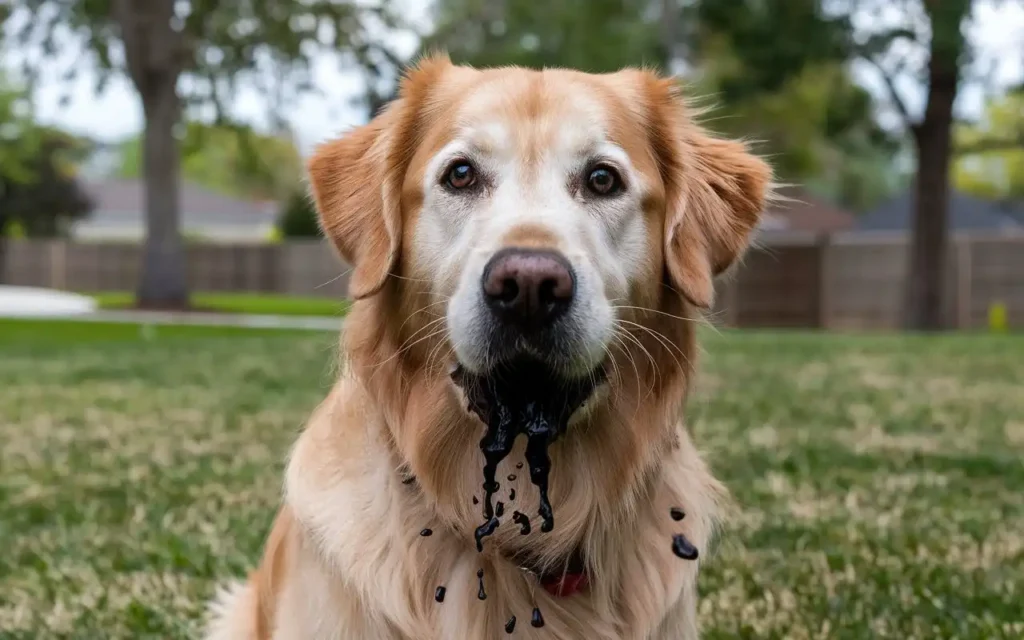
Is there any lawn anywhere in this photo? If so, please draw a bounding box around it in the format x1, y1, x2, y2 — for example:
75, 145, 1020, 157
91, 292, 349, 317
1, 323, 1022, 638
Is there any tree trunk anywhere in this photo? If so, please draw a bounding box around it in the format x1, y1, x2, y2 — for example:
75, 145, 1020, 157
135, 77, 188, 309
0, 232, 7, 285
904, 46, 959, 330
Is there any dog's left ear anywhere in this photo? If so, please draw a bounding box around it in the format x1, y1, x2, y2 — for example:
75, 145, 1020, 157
646, 77, 772, 309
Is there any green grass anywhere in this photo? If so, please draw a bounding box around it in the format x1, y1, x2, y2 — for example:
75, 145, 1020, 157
0, 319, 324, 347
1, 327, 1022, 638
91, 292, 349, 317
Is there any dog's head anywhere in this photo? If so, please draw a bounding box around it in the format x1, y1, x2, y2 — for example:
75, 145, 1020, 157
308, 54, 769, 543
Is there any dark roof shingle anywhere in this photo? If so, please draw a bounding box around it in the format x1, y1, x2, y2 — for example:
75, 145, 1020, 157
857, 190, 1024, 232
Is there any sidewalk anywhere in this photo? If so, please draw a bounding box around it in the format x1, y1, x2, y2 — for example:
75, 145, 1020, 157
15, 309, 342, 332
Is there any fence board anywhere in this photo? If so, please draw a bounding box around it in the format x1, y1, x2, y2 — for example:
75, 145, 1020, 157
3, 236, 1023, 329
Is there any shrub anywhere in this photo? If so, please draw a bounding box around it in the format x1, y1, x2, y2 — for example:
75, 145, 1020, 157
277, 189, 321, 238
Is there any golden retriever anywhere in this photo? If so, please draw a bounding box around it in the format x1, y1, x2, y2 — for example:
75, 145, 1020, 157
204, 54, 771, 639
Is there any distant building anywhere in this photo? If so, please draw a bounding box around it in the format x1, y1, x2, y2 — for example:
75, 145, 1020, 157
856, 189, 1024, 234
756, 186, 855, 235
73, 179, 277, 242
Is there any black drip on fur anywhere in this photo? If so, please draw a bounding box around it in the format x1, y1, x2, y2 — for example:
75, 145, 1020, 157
453, 358, 601, 553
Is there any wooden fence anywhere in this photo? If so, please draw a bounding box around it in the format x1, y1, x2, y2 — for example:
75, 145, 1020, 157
3, 233, 1023, 329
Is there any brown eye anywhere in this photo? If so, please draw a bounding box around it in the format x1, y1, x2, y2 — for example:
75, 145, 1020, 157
586, 165, 621, 195
446, 161, 476, 190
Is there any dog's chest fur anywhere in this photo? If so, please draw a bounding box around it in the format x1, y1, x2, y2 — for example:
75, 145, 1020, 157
274, 381, 721, 640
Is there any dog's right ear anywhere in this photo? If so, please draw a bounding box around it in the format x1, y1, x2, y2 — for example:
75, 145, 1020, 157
307, 54, 451, 299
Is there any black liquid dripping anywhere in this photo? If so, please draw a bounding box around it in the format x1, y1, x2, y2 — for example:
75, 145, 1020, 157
495, 501, 505, 517
508, 488, 516, 501
472, 495, 479, 505
670, 507, 685, 521
531, 607, 545, 628
671, 533, 699, 560
434, 586, 446, 603
454, 359, 600, 553
512, 510, 531, 535
504, 615, 517, 633
420, 528, 433, 537
477, 568, 487, 600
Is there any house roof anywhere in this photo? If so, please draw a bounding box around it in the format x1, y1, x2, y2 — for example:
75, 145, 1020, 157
758, 186, 855, 233
857, 189, 1024, 232
82, 179, 276, 227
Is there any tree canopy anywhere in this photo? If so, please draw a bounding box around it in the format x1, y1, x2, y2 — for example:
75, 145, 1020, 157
5, 0, 407, 308
1, 74, 93, 240
954, 90, 1024, 200
424, 0, 904, 211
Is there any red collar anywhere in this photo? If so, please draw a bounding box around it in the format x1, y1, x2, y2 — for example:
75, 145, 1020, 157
540, 570, 589, 597
509, 548, 589, 598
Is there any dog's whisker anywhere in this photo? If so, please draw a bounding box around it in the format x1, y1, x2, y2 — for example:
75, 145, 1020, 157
315, 267, 354, 290
611, 304, 701, 325
608, 333, 644, 416
613, 325, 659, 405
367, 320, 448, 372
394, 299, 450, 336
616, 319, 689, 374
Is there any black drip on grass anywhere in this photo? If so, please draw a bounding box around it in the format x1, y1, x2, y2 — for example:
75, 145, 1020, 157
419, 528, 433, 537
504, 615, 517, 633
670, 507, 685, 521
434, 586, 446, 603
477, 568, 487, 600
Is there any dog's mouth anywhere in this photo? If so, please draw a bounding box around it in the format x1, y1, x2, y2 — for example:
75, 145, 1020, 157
450, 357, 605, 579
450, 356, 607, 427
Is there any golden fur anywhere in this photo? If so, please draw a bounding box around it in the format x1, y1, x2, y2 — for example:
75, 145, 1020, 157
204, 54, 771, 639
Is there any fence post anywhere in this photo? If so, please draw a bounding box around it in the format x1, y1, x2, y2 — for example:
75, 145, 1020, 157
722, 274, 740, 328
49, 240, 67, 290
817, 234, 831, 329
956, 237, 973, 330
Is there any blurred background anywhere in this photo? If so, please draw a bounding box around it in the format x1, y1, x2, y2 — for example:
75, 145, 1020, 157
1, 2, 1023, 638
1, 0, 1022, 330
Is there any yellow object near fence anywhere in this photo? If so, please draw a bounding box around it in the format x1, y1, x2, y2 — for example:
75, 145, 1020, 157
988, 301, 1008, 333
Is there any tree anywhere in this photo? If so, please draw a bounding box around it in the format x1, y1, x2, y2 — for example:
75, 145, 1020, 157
953, 90, 1024, 200
116, 122, 304, 202
840, 0, 1024, 330
7, 1, 403, 309
424, 0, 902, 211
0, 128, 94, 235
0, 73, 40, 187
0, 128, 94, 282
426, 0, 670, 73
689, 2, 904, 211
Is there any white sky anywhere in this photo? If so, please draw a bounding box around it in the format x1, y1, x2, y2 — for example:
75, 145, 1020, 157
4, 1, 1023, 157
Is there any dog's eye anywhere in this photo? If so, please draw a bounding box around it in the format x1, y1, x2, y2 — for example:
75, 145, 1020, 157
586, 165, 621, 196
446, 161, 477, 190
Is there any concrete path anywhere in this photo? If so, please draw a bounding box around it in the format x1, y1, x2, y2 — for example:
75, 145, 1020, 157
11, 309, 342, 332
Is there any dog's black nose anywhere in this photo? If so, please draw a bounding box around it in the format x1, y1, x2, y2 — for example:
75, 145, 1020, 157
481, 248, 575, 329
